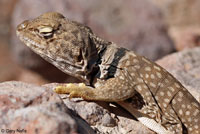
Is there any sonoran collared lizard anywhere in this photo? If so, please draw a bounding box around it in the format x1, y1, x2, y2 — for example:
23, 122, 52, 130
16, 12, 200, 134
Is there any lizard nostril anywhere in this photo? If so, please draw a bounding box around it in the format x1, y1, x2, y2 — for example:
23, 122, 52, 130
17, 20, 29, 30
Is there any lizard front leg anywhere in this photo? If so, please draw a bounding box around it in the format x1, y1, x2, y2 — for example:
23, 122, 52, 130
55, 69, 136, 102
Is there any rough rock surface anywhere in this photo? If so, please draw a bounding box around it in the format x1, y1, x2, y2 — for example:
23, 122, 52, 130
156, 47, 200, 102
0, 81, 95, 134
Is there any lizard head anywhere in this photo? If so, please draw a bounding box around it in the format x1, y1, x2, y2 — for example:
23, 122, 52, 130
16, 12, 102, 82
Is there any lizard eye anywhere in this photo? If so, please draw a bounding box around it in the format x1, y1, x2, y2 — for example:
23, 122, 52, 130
38, 26, 53, 38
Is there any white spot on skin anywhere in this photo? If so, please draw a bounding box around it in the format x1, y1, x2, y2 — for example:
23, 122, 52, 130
131, 72, 135, 77
194, 125, 199, 129
179, 109, 183, 115
181, 104, 186, 108
175, 82, 180, 88
194, 119, 198, 123
155, 96, 159, 100
143, 85, 148, 89
145, 74, 149, 78
133, 59, 139, 63
145, 66, 151, 71
150, 82, 156, 88
143, 110, 147, 114
170, 109, 174, 114
160, 92, 164, 96
145, 92, 150, 96
177, 97, 182, 102
156, 72, 162, 78
164, 79, 169, 83
167, 91, 172, 97
172, 99, 176, 104
187, 105, 192, 109
134, 65, 140, 69
150, 74, 155, 79
193, 109, 200, 116
159, 83, 164, 88
130, 53, 137, 57
147, 97, 151, 101
188, 117, 192, 122
168, 87, 175, 92
178, 92, 184, 97
163, 103, 167, 107
186, 111, 190, 116
142, 57, 151, 64
137, 85, 142, 91
131, 67, 136, 71
137, 78, 143, 83
154, 65, 161, 71
119, 76, 124, 80
164, 98, 170, 103
126, 60, 131, 66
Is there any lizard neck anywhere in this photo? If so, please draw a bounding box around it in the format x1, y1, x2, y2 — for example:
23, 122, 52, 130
88, 33, 111, 55
85, 33, 112, 85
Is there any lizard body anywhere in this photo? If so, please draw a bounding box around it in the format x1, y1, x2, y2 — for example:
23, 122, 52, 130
16, 12, 200, 134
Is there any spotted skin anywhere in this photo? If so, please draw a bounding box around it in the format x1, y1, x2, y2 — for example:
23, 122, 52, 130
16, 12, 200, 134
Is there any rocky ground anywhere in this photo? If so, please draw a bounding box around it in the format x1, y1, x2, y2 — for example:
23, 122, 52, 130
0, 0, 200, 134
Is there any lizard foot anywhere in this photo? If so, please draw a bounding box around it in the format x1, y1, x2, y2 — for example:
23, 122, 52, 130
54, 83, 86, 94
54, 83, 95, 99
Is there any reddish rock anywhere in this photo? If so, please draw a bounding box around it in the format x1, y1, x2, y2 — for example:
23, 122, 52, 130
169, 26, 200, 51
0, 81, 95, 134
150, 0, 200, 51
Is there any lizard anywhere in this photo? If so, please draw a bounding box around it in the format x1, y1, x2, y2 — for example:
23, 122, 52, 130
16, 12, 200, 134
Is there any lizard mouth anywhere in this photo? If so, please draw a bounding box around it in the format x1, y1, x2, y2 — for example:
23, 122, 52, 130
16, 31, 46, 50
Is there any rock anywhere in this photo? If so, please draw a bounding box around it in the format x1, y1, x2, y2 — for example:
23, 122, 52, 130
169, 26, 200, 51
0, 81, 153, 134
156, 47, 200, 102
150, 0, 200, 51
0, 81, 95, 134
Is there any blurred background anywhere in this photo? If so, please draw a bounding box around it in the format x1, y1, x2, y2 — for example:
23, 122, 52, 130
1, 0, 200, 85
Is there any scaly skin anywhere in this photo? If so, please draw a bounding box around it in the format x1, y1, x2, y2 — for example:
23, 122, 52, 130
16, 12, 200, 134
